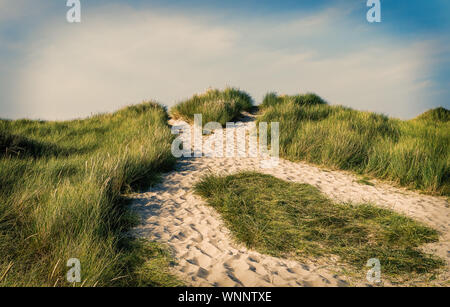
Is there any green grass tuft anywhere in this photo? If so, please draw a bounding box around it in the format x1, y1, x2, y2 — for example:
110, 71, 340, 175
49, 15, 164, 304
261, 92, 327, 109
195, 172, 444, 276
0, 102, 180, 286
170, 87, 253, 125
258, 94, 450, 196
414, 107, 449, 123
356, 177, 375, 186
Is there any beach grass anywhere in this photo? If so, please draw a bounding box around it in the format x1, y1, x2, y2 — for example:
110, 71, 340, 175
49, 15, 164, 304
258, 93, 450, 196
195, 172, 444, 276
0, 102, 182, 286
170, 87, 253, 126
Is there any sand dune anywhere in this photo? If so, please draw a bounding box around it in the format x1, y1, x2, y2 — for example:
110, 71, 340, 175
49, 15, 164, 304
131, 113, 449, 286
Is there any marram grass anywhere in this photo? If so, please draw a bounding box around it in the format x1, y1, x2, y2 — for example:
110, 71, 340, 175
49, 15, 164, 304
195, 172, 444, 277
1, 89, 448, 286
258, 93, 450, 196
0, 102, 182, 286
170, 87, 253, 126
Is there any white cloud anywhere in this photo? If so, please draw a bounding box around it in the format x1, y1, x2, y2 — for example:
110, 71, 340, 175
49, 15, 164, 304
4, 4, 440, 119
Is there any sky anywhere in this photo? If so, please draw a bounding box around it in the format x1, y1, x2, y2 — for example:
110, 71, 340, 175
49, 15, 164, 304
0, 0, 449, 120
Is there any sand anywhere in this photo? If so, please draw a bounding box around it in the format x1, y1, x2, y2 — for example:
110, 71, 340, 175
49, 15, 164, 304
130, 113, 449, 287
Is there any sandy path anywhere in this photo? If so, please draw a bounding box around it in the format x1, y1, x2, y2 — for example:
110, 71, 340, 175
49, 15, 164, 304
131, 114, 449, 287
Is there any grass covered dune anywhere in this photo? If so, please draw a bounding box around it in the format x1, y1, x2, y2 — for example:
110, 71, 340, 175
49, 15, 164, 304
0, 88, 448, 286
195, 172, 444, 278
0, 102, 182, 286
259, 93, 450, 196
170, 87, 253, 126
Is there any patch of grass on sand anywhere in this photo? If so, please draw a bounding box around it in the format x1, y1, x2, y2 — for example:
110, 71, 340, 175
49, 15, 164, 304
258, 93, 450, 196
0, 102, 181, 286
356, 177, 375, 186
195, 172, 444, 276
170, 87, 253, 126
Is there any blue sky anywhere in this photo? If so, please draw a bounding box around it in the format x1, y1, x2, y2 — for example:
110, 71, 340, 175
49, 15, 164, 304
0, 0, 448, 119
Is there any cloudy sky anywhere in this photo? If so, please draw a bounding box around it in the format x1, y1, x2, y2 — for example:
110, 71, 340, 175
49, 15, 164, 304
0, 0, 449, 120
